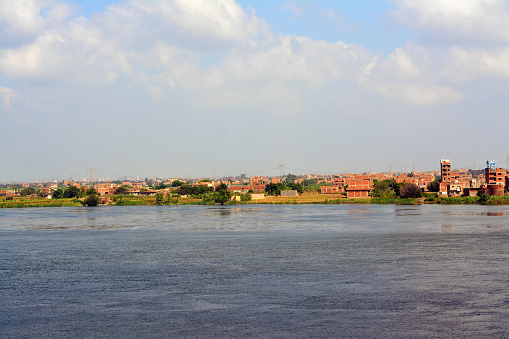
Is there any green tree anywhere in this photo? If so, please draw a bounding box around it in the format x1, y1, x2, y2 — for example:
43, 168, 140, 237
64, 185, 82, 198
155, 193, 164, 205
284, 173, 298, 184
171, 180, 185, 187
478, 193, 490, 205
20, 187, 36, 196
114, 186, 130, 195
52, 188, 64, 199
370, 180, 389, 198
265, 183, 285, 196
86, 187, 98, 196
240, 193, 252, 202
302, 178, 317, 187
288, 183, 304, 194
399, 183, 422, 198
214, 183, 230, 204
84, 195, 100, 206
392, 182, 404, 197
427, 180, 440, 192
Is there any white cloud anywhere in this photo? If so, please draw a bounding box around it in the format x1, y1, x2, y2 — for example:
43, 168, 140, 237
0, 87, 21, 109
0, 0, 505, 116
364, 81, 464, 106
389, 0, 509, 46
0, 0, 79, 47
440, 46, 509, 82
283, 3, 306, 19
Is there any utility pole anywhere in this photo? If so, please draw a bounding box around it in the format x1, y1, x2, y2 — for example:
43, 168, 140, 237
278, 162, 285, 177
87, 167, 96, 186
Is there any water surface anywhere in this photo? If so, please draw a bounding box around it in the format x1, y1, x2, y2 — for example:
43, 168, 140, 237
1, 205, 508, 338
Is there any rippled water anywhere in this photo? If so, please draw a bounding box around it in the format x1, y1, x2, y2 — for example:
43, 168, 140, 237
1, 205, 508, 338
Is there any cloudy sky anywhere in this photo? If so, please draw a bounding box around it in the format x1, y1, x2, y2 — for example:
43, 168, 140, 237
1, 0, 508, 182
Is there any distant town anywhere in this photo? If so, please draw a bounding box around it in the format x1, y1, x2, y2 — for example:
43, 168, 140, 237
1, 158, 508, 205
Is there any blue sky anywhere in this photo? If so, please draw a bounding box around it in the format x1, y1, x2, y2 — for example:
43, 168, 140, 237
1, 0, 508, 182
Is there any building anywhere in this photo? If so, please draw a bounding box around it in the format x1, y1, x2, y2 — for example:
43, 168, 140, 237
440, 159, 452, 182
482, 160, 506, 196
321, 186, 343, 194
345, 179, 372, 198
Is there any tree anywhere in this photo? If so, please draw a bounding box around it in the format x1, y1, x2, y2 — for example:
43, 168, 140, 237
370, 180, 389, 198
177, 184, 211, 196
302, 178, 317, 187
284, 173, 298, 184
214, 183, 230, 204
240, 193, 252, 202
86, 187, 98, 196
427, 180, 439, 192
155, 193, 163, 205
392, 182, 404, 197
399, 183, 422, 198
52, 188, 64, 199
114, 186, 129, 195
479, 193, 490, 204
64, 185, 82, 198
288, 183, 304, 194
171, 180, 185, 187
265, 183, 285, 196
84, 195, 100, 206
20, 187, 36, 196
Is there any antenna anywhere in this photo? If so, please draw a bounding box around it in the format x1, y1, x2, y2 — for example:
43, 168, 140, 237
278, 162, 285, 177
87, 167, 96, 186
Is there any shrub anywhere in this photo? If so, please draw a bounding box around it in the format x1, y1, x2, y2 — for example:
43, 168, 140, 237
84, 195, 100, 206
399, 183, 422, 198
240, 193, 252, 202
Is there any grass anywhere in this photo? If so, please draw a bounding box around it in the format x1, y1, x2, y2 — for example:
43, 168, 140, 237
0, 197, 82, 208
2, 193, 508, 208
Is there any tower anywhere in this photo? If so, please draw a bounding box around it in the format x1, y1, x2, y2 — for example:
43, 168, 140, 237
440, 159, 451, 182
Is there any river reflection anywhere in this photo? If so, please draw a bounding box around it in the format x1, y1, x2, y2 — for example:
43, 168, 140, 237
0, 204, 507, 232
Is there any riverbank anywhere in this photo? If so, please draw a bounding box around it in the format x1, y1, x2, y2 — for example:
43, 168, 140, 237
2, 194, 509, 208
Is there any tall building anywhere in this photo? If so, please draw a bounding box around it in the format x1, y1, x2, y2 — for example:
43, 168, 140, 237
485, 160, 505, 186
440, 159, 451, 182
481, 160, 505, 196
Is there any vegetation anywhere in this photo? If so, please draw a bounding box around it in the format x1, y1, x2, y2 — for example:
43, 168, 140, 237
265, 183, 286, 196
64, 185, 82, 198
0, 197, 82, 208
83, 195, 99, 206
177, 184, 211, 196
52, 188, 64, 199
399, 183, 422, 198
426, 180, 440, 192
114, 186, 130, 195
20, 187, 36, 196
214, 183, 231, 205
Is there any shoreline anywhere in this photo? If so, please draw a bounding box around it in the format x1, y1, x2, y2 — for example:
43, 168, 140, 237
2, 194, 509, 208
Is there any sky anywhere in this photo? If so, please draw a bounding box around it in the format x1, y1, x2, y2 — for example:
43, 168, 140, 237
1, 0, 508, 182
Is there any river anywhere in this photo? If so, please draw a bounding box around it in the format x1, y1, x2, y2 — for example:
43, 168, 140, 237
1, 204, 508, 338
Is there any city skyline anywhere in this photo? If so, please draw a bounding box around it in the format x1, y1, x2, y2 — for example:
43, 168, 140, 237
1, 0, 508, 182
